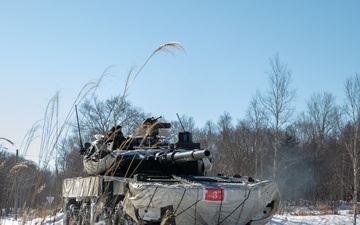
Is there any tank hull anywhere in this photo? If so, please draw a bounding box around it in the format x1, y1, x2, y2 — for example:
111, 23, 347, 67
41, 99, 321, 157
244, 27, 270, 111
62, 175, 280, 225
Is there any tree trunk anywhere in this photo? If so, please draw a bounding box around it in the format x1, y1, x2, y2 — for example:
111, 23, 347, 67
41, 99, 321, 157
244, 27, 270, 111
273, 126, 279, 180
353, 154, 358, 225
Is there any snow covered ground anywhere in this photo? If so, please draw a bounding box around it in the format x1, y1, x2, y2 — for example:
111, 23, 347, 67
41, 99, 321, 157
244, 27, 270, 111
268, 214, 359, 224
1, 211, 359, 225
0, 212, 63, 225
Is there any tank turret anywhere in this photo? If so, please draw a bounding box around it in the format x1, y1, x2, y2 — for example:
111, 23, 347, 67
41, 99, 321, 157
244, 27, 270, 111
81, 116, 211, 177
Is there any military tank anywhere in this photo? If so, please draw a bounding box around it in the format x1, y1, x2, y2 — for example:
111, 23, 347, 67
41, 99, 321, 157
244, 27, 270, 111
62, 116, 280, 225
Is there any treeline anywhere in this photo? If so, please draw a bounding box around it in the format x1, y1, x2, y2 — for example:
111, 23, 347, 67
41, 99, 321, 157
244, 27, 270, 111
0, 150, 55, 217
1, 54, 360, 217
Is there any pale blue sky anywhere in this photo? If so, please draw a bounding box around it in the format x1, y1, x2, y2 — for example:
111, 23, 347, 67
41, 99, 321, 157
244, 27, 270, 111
1, 1, 359, 162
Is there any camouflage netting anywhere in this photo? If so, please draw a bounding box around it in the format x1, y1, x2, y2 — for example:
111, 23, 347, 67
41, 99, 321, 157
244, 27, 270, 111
124, 180, 280, 225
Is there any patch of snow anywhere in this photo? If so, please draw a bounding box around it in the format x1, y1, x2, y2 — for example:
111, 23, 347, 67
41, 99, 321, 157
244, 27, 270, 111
267, 214, 360, 225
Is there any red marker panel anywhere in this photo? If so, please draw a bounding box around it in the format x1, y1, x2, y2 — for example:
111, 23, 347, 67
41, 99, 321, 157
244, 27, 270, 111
205, 188, 224, 201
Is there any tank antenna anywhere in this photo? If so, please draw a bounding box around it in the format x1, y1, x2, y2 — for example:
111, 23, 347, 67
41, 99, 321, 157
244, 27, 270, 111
176, 113, 186, 132
75, 105, 84, 149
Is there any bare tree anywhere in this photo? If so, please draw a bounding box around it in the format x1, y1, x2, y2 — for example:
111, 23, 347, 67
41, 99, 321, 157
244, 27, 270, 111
244, 93, 269, 177
342, 73, 360, 225
169, 114, 197, 143
260, 53, 297, 180
199, 120, 219, 151
197, 120, 219, 176
305, 92, 341, 200
307, 92, 339, 151
57, 135, 85, 178
79, 95, 148, 140
214, 112, 239, 175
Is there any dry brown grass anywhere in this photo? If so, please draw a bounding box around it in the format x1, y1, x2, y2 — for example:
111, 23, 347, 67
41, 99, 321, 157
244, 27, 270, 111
0, 137, 14, 145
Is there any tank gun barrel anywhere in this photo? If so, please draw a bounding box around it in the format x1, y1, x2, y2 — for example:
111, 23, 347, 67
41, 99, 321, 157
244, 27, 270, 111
159, 149, 210, 164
